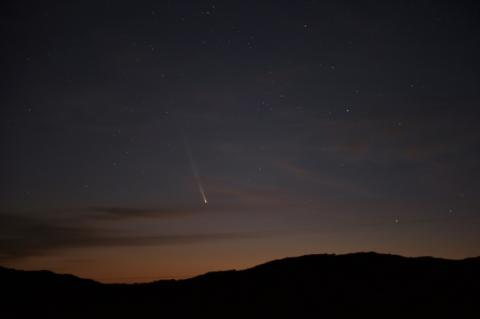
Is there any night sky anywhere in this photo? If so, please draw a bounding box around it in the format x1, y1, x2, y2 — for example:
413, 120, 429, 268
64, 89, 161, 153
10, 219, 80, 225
1, 0, 480, 282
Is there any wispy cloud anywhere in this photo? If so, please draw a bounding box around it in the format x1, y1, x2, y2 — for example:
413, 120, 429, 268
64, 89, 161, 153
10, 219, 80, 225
0, 212, 266, 262
275, 160, 372, 196
88, 206, 195, 220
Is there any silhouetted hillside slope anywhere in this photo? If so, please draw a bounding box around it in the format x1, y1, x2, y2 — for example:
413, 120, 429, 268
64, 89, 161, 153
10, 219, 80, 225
2, 252, 479, 318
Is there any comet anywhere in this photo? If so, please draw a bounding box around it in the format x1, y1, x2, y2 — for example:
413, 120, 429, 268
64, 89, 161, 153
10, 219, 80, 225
184, 137, 208, 205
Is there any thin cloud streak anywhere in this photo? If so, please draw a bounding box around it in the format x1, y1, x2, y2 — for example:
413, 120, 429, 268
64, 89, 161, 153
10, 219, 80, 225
0, 213, 272, 262
89, 206, 196, 220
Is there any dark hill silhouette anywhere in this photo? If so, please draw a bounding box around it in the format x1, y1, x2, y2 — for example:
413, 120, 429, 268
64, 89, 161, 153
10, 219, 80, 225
2, 252, 479, 318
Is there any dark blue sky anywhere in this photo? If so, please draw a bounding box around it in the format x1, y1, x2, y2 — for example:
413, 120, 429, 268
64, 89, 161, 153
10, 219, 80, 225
1, 0, 479, 282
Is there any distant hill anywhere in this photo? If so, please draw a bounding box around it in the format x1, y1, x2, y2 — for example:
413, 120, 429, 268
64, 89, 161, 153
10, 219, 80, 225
2, 252, 479, 318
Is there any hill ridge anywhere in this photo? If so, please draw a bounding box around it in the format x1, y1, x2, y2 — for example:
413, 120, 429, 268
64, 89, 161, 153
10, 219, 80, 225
2, 251, 479, 284
2, 252, 479, 318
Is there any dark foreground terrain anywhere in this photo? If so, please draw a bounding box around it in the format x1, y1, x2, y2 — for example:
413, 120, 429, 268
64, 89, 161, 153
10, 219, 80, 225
2, 252, 479, 318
